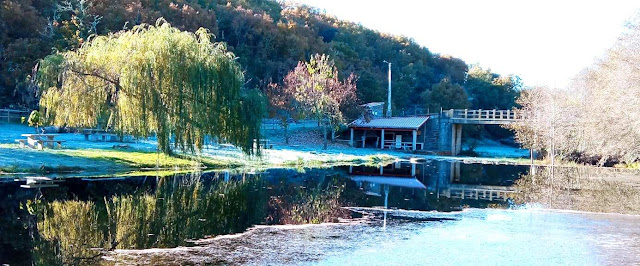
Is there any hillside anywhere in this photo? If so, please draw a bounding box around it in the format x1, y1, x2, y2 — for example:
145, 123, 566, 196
1, 0, 519, 115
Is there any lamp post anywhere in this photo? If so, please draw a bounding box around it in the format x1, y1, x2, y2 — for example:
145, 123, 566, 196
383, 60, 392, 117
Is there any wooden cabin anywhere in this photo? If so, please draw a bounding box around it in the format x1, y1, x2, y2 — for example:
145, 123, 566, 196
348, 116, 429, 151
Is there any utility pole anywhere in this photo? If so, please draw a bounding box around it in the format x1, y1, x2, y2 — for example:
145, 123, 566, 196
384, 60, 392, 117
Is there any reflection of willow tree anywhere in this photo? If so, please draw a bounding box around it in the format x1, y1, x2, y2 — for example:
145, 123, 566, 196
0, 189, 38, 265
514, 167, 640, 214
34, 201, 106, 265
112, 175, 269, 249
31, 172, 354, 262
32, 175, 269, 263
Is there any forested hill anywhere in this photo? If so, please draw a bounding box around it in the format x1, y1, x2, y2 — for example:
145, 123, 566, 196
1, 0, 519, 112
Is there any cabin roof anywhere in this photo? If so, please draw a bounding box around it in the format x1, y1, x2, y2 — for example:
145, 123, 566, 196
349, 116, 429, 130
359, 102, 385, 108
350, 176, 427, 189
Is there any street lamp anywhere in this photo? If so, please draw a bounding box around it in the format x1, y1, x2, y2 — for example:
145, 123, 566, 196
383, 60, 392, 117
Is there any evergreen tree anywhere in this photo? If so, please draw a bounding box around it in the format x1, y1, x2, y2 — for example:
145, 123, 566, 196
422, 78, 470, 111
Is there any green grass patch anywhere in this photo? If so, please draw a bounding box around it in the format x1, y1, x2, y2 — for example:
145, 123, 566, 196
56, 148, 247, 170
363, 154, 396, 164
280, 153, 397, 168
615, 162, 640, 169
0, 165, 84, 174
57, 149, 198, 168
177, 154, 246, 168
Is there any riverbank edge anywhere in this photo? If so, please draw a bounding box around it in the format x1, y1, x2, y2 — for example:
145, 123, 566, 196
3, 141, 632, 177
0, 144, 401, 176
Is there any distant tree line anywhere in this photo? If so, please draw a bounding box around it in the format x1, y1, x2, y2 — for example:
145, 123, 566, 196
1, 0, 519, 118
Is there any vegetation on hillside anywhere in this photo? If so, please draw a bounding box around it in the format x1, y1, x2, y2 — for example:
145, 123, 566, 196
1, 0, 519, 117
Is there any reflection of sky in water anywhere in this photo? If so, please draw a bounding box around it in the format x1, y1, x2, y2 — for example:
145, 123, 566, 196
316, 208, 640, 265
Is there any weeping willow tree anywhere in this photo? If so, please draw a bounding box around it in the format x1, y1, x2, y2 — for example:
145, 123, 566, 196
36, 19, 264, 155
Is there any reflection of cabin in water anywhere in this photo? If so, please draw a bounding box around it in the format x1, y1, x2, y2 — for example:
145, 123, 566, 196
348, 103, 429, 151
349, 163, 427, 196
347, 162, 518, 202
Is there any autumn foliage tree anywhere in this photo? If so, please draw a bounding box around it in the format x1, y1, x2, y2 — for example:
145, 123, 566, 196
279, 54, 357, 149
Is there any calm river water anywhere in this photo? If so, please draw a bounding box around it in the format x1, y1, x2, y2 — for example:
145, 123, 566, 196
1, 161, 640, 265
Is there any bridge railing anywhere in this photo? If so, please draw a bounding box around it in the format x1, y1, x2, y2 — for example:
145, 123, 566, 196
442, 184, 517, 201
447, 109, 527, 121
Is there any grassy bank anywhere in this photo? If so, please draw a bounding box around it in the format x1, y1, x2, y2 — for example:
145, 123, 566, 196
59, 149, 244, 169
0, 165, 84, 175
0, 143, 402, 176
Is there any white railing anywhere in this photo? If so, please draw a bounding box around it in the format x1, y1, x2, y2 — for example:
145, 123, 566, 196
442, 186, 517, 201
447, 109, 528, 121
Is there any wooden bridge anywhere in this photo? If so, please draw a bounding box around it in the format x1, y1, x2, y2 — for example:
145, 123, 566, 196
439, 184, 516, 202
446, 109, 527, 125
442, 109, 528, 155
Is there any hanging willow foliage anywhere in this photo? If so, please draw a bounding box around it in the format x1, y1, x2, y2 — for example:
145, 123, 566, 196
37, 19, 264, 155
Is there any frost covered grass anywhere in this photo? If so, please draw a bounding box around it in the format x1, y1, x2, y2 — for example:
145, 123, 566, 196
0, 142, 242, 175
278, 152, 396, 167
0, 140, 398, 176
0, 122, 542, 177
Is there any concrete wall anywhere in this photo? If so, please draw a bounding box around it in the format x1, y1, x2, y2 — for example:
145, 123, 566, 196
423, 113, 460, 155
422, 114, 454, 153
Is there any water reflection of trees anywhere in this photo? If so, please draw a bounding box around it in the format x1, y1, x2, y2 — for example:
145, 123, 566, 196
29, 172, 351, 264
0, 185, 38, 265
514, 166, 640, 214
267, 177, 348, 224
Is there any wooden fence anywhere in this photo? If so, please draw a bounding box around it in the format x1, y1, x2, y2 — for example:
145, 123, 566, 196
0, 109, 31, 123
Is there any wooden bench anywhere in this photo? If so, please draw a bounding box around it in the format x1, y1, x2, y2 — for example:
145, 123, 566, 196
20, 176, 63, 188
83, 129, 125, 142
382, 141, 424, 150
95, 133, 118, 142
36, 139, 66, 149
15, 139, 26, 148
16, 139, 65, 149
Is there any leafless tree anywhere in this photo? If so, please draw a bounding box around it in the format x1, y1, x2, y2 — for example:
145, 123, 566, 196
513, 12, 640, 165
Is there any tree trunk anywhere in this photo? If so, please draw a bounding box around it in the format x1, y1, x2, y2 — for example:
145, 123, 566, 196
284, 123, 289, 144
323, 123, 328, 150
331, 124, 335, 143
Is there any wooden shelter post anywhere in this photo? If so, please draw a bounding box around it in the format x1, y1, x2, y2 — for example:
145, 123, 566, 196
412, 130, 417, 150
350, 128, 354, 146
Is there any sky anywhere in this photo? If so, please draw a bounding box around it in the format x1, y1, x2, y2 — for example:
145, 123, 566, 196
293, 0, 640, 88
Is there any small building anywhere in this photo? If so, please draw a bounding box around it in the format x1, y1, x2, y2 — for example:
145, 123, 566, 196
348, 116, 429, 151
359, 102, 385, 118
